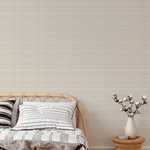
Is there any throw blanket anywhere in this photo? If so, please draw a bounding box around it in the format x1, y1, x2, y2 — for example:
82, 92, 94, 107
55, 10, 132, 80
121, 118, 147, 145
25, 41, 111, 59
0, 128, 88, 150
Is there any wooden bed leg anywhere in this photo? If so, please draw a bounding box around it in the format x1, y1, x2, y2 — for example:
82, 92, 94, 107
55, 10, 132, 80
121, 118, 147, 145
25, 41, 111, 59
77, 102, 90, 150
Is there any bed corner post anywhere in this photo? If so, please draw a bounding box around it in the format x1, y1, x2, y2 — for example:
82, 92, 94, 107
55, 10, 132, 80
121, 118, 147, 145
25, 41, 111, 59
76, 102, 90, 150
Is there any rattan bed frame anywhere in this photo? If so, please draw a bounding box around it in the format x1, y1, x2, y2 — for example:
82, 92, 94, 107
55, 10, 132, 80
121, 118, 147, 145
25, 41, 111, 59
0, 93, 90, 150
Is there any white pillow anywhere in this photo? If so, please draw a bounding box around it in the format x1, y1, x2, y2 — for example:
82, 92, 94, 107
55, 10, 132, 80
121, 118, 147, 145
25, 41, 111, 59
13, 101, 77, 130
23, 101, 77, 129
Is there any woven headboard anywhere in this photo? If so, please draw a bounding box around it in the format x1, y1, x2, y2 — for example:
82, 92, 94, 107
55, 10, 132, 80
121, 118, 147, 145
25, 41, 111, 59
0, 93, 90, 149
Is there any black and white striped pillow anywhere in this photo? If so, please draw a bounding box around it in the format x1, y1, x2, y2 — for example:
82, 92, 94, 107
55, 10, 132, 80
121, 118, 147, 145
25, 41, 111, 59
0, 100, 16, 127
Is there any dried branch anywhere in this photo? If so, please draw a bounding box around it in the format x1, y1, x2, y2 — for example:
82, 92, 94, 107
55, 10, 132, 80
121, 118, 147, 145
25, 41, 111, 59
112, 93, 147, 117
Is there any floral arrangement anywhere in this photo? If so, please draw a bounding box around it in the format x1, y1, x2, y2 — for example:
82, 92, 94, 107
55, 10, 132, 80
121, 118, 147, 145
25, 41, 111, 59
112, 93, 147, 117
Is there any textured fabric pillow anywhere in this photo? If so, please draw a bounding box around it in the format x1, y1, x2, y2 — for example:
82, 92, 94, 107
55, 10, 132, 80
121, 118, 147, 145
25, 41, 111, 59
0, 100, 16, 127
73, 107, 77, 128
13, 101, 77, 130
23, 101, 77, 128
11, 99, 20, 127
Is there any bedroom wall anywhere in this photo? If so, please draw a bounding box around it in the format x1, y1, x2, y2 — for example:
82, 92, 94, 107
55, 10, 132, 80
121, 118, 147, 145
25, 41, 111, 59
0, 0, 150, 149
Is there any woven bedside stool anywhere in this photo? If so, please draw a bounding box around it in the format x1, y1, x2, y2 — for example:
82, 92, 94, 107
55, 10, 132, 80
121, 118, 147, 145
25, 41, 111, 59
112, 136, 145, 150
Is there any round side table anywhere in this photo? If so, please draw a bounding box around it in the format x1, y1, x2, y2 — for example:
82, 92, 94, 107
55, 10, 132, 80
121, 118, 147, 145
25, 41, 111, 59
112, 136, 145, 150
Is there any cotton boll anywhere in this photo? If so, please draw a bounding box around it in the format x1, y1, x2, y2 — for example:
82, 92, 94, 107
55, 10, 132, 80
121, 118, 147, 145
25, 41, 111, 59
120, 108, 124, 111
142, 95, 147, 100
115, 99, 119, 102
137, 110, 141, 114
144, 100, 147, 105
140, 101, 144, 105
130, 100, 134, 104
128, 109, 132, 113
129, 113, 134, 117
119, 100, 123, 103
112, 96, 116, 100
123, 97, 127, 102
124, 107, 129, 112
135, 102, 140, 108
128, 94, 133, 100
113, 93, 117, 97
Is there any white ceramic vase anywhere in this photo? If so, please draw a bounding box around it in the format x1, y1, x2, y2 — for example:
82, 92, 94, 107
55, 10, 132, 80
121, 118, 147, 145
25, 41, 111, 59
125, 117, 137, 139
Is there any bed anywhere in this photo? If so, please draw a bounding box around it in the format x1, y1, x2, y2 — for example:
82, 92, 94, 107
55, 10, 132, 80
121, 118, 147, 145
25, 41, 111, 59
0, 93, 90, 150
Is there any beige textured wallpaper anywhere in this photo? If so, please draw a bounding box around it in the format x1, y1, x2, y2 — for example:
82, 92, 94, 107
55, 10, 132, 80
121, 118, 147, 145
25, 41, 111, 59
0, 1, 150, 149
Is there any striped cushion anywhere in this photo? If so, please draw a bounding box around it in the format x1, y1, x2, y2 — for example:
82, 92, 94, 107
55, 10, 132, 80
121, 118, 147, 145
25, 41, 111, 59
0, 100, 16, 127
13, 101, 77, 130
23, 101, 77, 129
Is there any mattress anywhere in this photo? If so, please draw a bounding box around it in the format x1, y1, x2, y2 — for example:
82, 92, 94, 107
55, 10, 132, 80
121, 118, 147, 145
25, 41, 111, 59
0, 127, 88, 150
